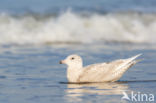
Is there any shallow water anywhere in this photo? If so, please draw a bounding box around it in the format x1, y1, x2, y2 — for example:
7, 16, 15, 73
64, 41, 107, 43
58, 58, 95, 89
0, 0, 156, 103
0, 44, 155, 103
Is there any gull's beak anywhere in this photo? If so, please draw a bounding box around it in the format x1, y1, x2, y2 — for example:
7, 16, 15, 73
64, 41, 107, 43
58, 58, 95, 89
59, 60, 65, 64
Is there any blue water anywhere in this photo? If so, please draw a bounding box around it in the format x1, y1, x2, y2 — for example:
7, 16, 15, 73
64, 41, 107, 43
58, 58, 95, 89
0, 0, 156, 103
0, 0, 156, 14
0, 44, 155, 103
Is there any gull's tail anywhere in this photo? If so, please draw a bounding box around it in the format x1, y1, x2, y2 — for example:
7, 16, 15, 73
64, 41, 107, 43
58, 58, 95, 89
111, 54, 142, 82
126, 53, 142, 63
115, 54, 142, 71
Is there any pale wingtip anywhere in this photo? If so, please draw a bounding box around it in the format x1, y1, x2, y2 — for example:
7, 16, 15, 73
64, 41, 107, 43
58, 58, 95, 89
133, 53, 142, 59
126, 53, 142, 62
136, 53, 142, 57
130, 53, 143, 63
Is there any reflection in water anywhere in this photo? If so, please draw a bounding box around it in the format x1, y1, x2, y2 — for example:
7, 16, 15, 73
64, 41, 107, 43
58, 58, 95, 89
65, 82, 130, 102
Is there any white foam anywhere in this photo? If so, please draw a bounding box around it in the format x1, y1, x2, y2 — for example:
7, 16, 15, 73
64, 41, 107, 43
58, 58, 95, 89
0, 11, 156, 45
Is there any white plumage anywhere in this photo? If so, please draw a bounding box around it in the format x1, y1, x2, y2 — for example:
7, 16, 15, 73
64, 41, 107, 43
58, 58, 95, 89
60, 54, 142, 83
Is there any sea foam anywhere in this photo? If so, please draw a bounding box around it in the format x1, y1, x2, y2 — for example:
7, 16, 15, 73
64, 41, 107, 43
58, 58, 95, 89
0, 11, 156, 45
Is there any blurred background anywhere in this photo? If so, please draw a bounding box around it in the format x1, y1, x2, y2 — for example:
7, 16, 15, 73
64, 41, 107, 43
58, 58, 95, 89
0, 0, 156, 103
0, 0, 156, 45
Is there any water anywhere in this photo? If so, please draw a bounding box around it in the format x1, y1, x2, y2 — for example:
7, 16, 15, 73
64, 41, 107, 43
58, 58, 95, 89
0, 44, 155, 103
0, 0, 156, 45
0, 0, 156, 103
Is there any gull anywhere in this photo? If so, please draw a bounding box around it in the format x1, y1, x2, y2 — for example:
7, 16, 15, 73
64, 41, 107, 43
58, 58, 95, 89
60, 54, 142, 83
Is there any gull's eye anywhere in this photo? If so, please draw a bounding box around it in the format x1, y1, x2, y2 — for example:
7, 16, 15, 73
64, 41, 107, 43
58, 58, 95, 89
71, 57, 75, 60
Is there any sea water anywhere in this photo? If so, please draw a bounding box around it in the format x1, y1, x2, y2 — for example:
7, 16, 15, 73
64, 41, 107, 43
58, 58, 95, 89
0, 0, 156, 103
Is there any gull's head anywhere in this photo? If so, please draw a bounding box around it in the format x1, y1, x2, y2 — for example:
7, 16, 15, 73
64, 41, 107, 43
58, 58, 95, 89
60, 54, 83, 68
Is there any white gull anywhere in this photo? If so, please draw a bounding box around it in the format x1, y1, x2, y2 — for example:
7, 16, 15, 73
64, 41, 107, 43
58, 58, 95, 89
60, 54, 142, 83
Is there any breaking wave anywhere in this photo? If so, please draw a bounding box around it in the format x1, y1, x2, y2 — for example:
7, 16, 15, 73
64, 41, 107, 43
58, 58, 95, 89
0, 11, 156, 45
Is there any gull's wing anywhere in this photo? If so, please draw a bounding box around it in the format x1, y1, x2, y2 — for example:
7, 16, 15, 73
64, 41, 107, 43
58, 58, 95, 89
78, 54, 141, 82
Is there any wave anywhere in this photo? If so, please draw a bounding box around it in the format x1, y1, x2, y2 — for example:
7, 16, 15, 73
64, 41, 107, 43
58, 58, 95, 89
0, 11, 156, 45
